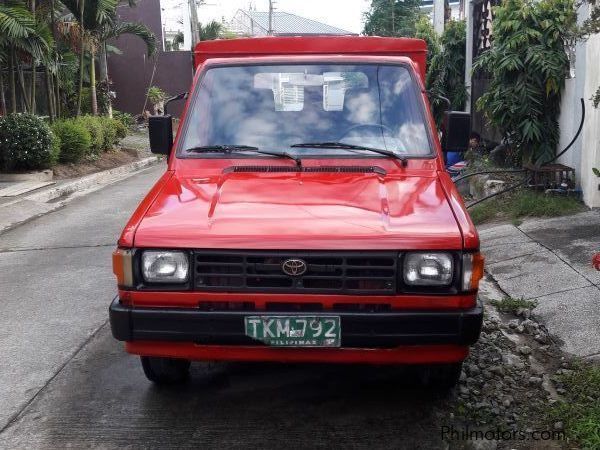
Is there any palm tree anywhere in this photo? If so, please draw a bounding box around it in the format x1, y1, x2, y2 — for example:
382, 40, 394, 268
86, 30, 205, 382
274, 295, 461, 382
60, 0, 155, 115
95, 20, 156, 115
0, 1, 51, 114
198, 20, 222, 41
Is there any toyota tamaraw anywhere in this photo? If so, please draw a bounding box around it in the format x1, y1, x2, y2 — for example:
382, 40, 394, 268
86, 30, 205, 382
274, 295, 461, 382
110, 36, 484, 386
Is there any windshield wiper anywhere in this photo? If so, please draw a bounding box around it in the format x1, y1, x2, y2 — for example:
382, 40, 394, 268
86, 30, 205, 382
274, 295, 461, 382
290, 141, 407, 165
185, 145, 301, 167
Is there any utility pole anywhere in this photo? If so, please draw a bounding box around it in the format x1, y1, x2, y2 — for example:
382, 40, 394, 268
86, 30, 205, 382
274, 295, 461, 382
189, 0, 200, 46
268, 0, 274, 35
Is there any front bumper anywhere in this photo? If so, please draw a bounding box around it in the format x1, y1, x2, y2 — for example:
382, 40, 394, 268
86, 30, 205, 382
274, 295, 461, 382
109, 297, 483, 348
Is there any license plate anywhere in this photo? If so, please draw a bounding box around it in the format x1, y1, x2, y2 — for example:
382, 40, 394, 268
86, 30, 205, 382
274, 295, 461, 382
244, 315, 341, 347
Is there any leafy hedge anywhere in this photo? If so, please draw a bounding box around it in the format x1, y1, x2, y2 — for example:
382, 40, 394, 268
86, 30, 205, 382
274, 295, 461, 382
113, 110, 135, 130
1, 114, 129, 169
51, 119, 92, 163
77, 116, 105, 156
52, 116, 129, 163
0, 114, 59, 172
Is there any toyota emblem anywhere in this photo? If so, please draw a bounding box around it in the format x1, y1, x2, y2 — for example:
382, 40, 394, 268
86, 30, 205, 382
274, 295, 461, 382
281, 258, 307, 276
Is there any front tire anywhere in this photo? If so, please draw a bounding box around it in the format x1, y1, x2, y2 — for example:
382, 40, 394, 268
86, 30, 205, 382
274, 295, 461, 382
140, 356, 191, 384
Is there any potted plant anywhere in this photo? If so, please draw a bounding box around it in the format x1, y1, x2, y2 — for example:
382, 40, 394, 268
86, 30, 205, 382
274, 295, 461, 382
146, 86, 169, 116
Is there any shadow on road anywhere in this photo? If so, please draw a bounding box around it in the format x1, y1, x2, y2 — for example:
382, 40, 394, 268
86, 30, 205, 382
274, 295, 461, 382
0, 326, 452, 449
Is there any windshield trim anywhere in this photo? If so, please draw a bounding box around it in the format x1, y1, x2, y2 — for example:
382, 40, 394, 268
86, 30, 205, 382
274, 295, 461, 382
176, 61, 436, 161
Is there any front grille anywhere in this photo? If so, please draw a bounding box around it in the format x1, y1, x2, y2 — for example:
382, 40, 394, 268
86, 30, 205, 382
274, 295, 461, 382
194, 251, 397, 294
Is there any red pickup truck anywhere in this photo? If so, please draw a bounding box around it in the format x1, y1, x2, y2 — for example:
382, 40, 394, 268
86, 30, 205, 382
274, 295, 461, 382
110, 36, 484, 387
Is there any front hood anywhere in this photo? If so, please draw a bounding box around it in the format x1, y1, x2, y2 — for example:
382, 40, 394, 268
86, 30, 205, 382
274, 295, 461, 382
133, 171, 463, 250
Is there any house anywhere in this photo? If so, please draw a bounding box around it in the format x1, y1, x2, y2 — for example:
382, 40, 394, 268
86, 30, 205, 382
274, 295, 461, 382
228, 9, 357, 37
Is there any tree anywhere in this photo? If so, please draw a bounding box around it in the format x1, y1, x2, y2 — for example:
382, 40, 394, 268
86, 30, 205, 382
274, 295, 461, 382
60, 0, 156, 115
426, 20, 467, 124
414, 15, 440, 69
198, 20, 222, 41
474, 0, 576, 165
96, 20, 156, 115
0, 1, 52, 115
363, 0, 424, 37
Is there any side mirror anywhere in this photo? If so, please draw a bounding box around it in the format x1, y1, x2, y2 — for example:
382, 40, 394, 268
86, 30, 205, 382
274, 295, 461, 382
442, 111, 471, 153
148, 115, 173, 155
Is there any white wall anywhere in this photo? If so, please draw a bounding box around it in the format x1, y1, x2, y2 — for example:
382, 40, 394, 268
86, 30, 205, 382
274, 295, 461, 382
558, 2, 600, 207
580, 32, 600, 207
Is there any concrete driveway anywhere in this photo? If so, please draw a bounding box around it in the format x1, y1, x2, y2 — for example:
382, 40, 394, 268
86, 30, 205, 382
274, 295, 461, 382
479, 211, 600, 360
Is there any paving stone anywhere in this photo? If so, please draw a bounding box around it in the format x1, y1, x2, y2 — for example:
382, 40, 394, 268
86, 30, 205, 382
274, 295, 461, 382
482, 241, 544, 265
533, 286, 600, 357
478, 224, 532, 249
487, 250, 591, 299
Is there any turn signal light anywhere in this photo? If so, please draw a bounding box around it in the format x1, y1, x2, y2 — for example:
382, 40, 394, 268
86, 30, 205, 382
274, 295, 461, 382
112, 248, 134, 288
462, 252, 484, 291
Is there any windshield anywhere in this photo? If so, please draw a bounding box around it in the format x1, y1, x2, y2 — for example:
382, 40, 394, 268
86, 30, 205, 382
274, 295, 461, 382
178, 63, 432, 157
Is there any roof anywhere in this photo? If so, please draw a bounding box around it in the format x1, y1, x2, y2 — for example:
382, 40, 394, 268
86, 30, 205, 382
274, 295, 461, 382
193, 36, 428, 81
233, 10, 356, 36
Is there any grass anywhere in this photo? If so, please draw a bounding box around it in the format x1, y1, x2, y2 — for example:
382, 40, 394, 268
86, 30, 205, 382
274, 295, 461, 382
490, 297, 537, 313
549, 363, 600, 449
469, 189, 585, 225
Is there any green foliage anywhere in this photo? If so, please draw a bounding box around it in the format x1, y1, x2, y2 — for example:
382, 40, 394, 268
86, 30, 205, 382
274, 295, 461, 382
549, 363, 600, 449
99, 117, 117, 151
593, 167, 600, 177
473, 0, 576, 165
198, 21, 224, 41
50, 131, 61, 164
113, 119, 127, 141
76, 116, 105, 156
593, 88, 600, 108
427, 20, 467, 124
51, 119, 91, 163
414, 16, 440, 69
0, 113, 57, 171
469, 189, 585, 225
147, 86, 168, 105
363, 0, 425, 37
490, 297, 537, 313
113, 110, 135, 130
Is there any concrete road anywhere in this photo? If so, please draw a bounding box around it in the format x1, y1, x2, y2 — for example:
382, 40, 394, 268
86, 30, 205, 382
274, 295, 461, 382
0, 164, 451, 449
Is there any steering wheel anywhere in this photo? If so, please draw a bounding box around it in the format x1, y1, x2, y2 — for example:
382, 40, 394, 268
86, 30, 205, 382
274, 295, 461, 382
338, 123, 395, 141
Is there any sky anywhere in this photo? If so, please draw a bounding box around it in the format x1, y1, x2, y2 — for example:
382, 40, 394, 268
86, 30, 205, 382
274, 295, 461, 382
161, 0, 372, 35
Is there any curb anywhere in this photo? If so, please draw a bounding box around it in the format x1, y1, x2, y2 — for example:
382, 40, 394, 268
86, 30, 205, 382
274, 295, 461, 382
0, 156, 162, 235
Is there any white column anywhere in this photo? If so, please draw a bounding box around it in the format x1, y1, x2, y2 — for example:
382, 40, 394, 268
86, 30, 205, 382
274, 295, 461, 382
464, 0, 474, 112
433, 0, 445, 35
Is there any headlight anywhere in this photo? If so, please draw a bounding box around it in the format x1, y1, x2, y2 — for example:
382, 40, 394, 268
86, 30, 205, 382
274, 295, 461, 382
404, 252, 453, 286
142, 250, 189, 283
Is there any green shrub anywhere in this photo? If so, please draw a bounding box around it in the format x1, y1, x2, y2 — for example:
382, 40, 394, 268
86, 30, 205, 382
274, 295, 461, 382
0, 113, 58, 172
113, 110, 135, 131
99, 117, 118, 151
51, 119, 92, 163
76, 116, 105, 156
50, 132, 61, 164
113, 119, 127, 140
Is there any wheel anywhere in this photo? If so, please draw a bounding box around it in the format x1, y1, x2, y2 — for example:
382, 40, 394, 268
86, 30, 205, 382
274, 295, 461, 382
140, 356, 191, 384
419, 362, 463, 391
